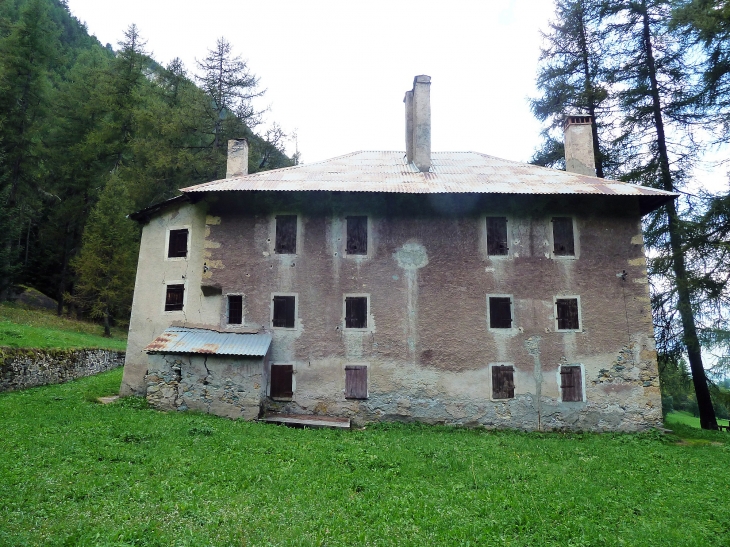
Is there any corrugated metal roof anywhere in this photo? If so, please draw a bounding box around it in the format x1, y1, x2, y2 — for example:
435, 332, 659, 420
181, 151, 678, 202
145, 327, 272, 356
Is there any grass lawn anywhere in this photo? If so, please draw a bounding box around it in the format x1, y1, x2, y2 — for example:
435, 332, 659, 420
0, 303, 126, 351
1, 370, 729, 547
666, 410, 730, 430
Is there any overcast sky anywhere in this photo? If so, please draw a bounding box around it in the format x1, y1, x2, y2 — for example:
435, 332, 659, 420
65, 0, 556, 164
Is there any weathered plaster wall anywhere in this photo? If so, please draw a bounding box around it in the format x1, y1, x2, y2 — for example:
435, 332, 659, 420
145, 353, 263, 420
1, 347, 124, 392
183, 192, 662, 431
121, 202, 220, 396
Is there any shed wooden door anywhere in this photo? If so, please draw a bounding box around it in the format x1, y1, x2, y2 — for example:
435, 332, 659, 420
270, 364, 293, 398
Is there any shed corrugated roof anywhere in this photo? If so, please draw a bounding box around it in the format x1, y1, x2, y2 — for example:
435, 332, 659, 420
145, 327, 271, 357
181, 151, 678, 208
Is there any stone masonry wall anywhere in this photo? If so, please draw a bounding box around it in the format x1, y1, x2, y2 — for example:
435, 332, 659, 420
146, 354, 264, 420
0, 347, 125, 392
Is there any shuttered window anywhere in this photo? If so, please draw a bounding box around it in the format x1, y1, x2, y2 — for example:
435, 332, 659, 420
164, 284, 184, 311
489, 297, 512, 329
272, 295, 296, 328
346, 216, 368, 255
227, 295, 243, 324
560, 365, 583, 402
345, 365, 368, 399
168, 229, 188, 258
552, 217, 575, 256
556, 298, 580, 330
345, 296, 368, 329
275, 215, 297, 254
486, 217, 508, 256
270, 364, 294, 398
492, 365, 515, 399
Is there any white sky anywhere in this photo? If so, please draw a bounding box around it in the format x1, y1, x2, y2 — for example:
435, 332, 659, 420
64, 0, 728, 192
65, 0, 555, 164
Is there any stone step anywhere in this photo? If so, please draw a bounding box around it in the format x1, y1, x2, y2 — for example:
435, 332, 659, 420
260, 413, 351, 429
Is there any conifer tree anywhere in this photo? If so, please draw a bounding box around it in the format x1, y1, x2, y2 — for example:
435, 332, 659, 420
0, 0, 58, 299
71, 172, 139, 336
605, 0, 718, 429
531, 0, 613, 176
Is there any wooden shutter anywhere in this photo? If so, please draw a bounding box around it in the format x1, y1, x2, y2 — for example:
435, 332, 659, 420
489, 297, 512, 329
492, 365, 515, 399
270, 364, 294, 398
552, 217, 575, 256
556, 298, 580, 330
346, 216, 368, 255
168, 229, 188, 258
486, 217, 508, 256
273, 296, 295, 328
227, 295, 243, 324
561, 365, 583, 402
345, 365, 368, 399
345, 297, 367, 328
275, 215, 297, 254
164, 284, 184, 311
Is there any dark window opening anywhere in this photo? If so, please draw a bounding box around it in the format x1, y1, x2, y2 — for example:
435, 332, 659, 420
346, 216, 368, 255
345, 365, 368, 399
272, 295, 296, 328
552, 217, 575, 256
165, 284, 184, 311
489, 297, 512, 329
345, 296, 368, 329
556, 298, 580, 330
168, 229, 189, 258
275, 215, 297, 254
270, 364, 293, 398
486, 217, 508, 256
228, 295, 243, 324
560, 365, 583, 402
492, 365, 515, 399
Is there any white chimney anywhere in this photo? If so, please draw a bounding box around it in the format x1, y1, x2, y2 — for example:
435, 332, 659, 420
226, 138, 249, 178
404, 75, 431, 172
564, 115, 596, 176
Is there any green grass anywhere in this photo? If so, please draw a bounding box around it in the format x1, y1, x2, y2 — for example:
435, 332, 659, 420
0, 302, 126, 351
1, 370, 729, 546
666, 410, 730, 430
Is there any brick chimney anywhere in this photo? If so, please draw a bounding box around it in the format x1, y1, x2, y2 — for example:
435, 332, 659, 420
404, 75, 431, 172
563, 115, 596, 176
226, 138, 249, 178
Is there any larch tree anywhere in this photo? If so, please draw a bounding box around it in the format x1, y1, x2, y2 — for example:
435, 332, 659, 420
71, 171, 139, 336
604, 0, 718, 429
531, 0, 614, 176
0, 0, 57, 299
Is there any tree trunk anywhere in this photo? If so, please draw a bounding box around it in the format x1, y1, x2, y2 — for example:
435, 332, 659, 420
103, 308, 111, 337
641, 4, 718, 429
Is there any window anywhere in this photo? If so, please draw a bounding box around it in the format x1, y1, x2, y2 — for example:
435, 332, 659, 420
270, 364, 294, 398
560, 365, 583, 402
272, 295, 296, 328
492, 365, 515, 399
164, 284, 184, 311
552, 217, 575, 256
275, 215, 297, 254
345, 296, 368, 329
486, 217, 508, 256
345, 365, 368, 399
555, 298, 580, 330
227, 295, 243, 324
488, 296, 512, 329
346, 216, 368, 255
167, 229, 188, 258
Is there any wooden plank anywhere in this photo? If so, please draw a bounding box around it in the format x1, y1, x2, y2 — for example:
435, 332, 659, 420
261, 413, 350, 429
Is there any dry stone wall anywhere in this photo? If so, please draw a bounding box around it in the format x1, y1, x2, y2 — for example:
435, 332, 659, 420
0, 347, 125, 392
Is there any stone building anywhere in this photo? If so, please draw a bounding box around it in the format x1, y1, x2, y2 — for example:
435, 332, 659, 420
122, 76, 677, 431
